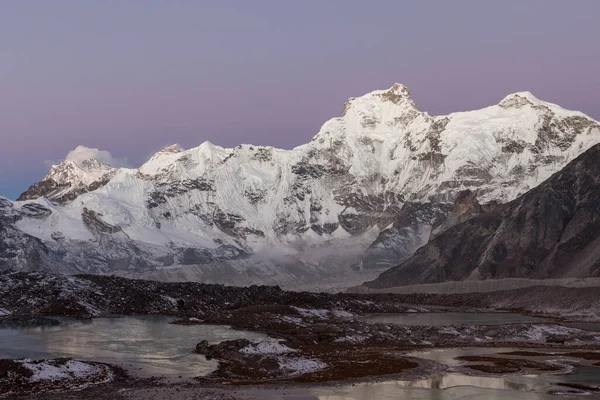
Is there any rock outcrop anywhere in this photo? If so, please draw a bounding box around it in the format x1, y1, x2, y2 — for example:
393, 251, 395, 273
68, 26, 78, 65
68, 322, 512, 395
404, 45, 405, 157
430, 190, 498, 239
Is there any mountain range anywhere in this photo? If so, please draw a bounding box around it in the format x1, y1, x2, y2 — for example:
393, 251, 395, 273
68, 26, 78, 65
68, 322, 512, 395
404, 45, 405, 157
2, 84, 599, 291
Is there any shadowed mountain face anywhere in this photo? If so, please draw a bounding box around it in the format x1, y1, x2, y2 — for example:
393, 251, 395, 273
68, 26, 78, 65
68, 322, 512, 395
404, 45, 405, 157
366, 144, 600, 289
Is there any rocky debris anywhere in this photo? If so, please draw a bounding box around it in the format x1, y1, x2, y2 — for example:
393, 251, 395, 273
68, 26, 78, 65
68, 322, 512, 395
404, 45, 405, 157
0, 271, 420, 319
194, 338, 315, 381
195, 340, 211, 355
456, 355, 562, 374
0, 316, 60, 329
366, 144, 600, 288
0, 358, 118, 397
82, 208, 122, 236
191, 303, 600, 384
117, 388, 247, 400
3, 270, 600, 322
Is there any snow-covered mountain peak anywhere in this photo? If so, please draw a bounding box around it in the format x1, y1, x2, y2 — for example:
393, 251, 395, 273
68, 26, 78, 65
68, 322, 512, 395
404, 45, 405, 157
17, 146, 120, 202
341, 83, 421, 119
314, 84, 429, 154
498, 91, 545, 109
138, 140, 231, 180
46, 159, 113, 185
389, 82, 411, 93
363, 82, 413, 99
38, 145, 122, 187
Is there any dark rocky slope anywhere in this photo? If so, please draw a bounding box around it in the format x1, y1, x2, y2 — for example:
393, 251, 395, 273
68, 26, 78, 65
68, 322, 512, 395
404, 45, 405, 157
366, 143, 600, 288
429, 189, 498, 239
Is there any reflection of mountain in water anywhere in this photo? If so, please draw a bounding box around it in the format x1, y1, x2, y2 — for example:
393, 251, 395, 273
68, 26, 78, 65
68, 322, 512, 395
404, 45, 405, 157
396, 373, 534, 391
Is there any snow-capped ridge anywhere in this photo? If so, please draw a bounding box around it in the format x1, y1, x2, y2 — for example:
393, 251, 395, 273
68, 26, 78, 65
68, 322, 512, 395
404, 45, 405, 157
496, 91, 592, 119
138, 140, 232, 179
46, 159, 115, 186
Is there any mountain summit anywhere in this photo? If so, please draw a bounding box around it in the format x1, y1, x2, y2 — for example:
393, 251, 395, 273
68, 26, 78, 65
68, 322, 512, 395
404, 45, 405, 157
4, 85, 600, 290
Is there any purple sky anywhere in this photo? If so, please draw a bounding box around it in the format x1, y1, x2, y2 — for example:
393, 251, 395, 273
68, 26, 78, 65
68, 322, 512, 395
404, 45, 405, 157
1, 1, 599, 199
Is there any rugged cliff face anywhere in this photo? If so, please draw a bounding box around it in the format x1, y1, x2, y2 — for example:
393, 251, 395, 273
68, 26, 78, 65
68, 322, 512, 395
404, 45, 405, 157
354, 202, 451, 270
365, 144, 600, 289
429, 190, 499, 239
3, 84, 600, 290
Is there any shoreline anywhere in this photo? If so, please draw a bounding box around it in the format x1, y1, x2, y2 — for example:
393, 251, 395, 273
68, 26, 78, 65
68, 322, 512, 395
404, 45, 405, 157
2, 272, 600, 397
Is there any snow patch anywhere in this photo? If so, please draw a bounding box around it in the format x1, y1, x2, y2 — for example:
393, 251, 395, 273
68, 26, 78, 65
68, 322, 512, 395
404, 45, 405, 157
291, 307, 352, 319
292, 307, 329, 319
278, 357, 327, 375
439, 327, 462, 336
279, 316, 304, 325
334, 334, 370, 343
19, 359, 106, 382
332, 310, 354, 319
240, 341, 297, 355
521, 324, 579, 341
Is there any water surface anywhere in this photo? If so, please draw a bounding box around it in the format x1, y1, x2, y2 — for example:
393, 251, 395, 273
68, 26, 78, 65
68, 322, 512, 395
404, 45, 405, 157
0, 315, 268, 380
240, 347, 600, 400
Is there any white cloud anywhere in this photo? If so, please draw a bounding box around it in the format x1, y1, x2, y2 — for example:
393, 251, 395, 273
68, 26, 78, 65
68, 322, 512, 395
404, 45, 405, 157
46, 146, 130, 168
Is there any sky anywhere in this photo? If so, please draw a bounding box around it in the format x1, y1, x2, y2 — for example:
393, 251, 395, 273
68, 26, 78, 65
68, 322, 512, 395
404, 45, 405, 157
1, 1, 599, 199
